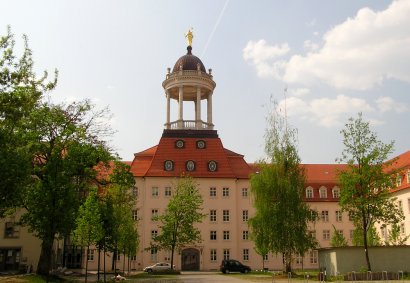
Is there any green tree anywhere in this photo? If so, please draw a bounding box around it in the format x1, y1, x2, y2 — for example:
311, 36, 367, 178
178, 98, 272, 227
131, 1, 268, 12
330, 225, 348, 247
151, 175, 205, 270
250, 102, 316, 272
20, 100, 114, 275
0, 27, 57, 216
249, 215, 270, 270
352, 226, 381, 247
386, 224, 409, 246
337, 113, 403, 271
72, 188, 104, 283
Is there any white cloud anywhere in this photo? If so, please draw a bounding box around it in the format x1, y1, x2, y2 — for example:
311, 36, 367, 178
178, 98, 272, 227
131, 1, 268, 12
245, 0, 410, 90
277, 94, 374, 127
290, 88, 310, 97
243, 40, 289, 78
303, 40, 319, 51
376, 96, 408, 113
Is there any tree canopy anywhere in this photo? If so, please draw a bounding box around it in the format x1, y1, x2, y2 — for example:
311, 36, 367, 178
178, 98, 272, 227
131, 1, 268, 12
151, 175, 205, 270
250, 101, 316, 272
337, 113, 403, 271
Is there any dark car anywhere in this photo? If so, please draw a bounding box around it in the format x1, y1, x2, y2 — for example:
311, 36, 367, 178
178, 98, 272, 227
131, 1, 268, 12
220, 259, 251, 274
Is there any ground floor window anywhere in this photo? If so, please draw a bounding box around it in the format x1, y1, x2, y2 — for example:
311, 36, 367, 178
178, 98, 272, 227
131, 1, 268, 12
87, 249, 94, 261
309, 250, 318, 264
223, 249, 230, 260
210, 249, 217, 262
243, 249, 249, 261
151, 248, 157, 261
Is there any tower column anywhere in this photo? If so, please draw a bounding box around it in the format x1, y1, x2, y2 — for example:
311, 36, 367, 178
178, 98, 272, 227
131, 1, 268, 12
207, 92, 213, 127
196, 86, 201, 129
178, 86, 184, 128
166, 90, 171, 129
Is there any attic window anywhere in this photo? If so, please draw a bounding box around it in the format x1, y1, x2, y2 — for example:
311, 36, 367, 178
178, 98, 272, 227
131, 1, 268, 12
396, 174, 402, 187
208, 160, 217, 172
175, 140, 185, 149
164, 160, 174, 171
407, 170, 410, 184
196, 140, 206, 149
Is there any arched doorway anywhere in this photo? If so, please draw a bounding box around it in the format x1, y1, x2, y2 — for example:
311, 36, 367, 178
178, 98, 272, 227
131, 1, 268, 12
181, 248, 200, 271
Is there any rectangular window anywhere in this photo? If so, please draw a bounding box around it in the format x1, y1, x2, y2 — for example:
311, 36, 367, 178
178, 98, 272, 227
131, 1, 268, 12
132, 210, 138, 221
223, 230, 230, 240
209, 187, 217, 197
131, 255, 137, 261
223, 210, 230, 222
132, 186, 138, 197
408, 198, 410, 214
223, 249, 230, 260
242, 230, 249, 240
152, 186, 159, 197
210, 249, 217, 262
222, 187, 229, 197
242, 188, 248, 197
151, 248, 157, 261
263, 254, 268, 261
243, 249, 249, 261
321, 210, 329, 222
319, 188, 327, 198
116, 254, 120, 261
87, 249, 94, 261
242, 210, 249, 222
332, 188, 340, 198
4, 222, 19, 238
210, 230, 217, 240
165, 186, 172, 197
400, 223, 405, 234
210, 210, 217, 222
349, 230, 354, 239
407, 170, 410, 184
348, 211, 354, 221
295, 254, 303, 265
335, 210, 342, 222
397, 174, 402, 187
398, 200, 403, 212
309, 250, 318, 264
151, 230, 158, 240
309, 230, 316, 239
151, 209, 159, 220
306, 188, 313, 198
323, 230, 330, 240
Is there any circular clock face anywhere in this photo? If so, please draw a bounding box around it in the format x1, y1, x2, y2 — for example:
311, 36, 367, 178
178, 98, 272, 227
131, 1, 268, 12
186, 160, 195, 171
176, 140, 184, 148
197, 140, 205, 149
164, 160, 174, 171
208, 161, 217, 172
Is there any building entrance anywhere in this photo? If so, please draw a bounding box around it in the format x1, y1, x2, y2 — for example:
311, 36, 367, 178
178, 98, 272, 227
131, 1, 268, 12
181, 248, 200, 271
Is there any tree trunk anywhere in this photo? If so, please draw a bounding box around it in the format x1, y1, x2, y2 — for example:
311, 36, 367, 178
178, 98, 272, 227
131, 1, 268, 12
171, 245, 175, 270
362, 217, 372, 271
85, 246, 89, 283
97, 246, 101, 282
37, 237, 54, 275
103, 248, 106, 283
122, 250, 125, 275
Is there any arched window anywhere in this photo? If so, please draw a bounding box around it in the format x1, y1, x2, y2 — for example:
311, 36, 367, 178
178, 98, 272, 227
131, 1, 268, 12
306, 187, 314, 198
332, 187, 340, 198
319, 186, 327, 198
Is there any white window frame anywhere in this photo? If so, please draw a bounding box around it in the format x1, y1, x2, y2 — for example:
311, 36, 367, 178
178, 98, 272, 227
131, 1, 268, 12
210, 249, 217, 262
332, 187, 340, 198
243, 249, 249, 261
223, 210, 230, 222
222, 187, 230, 197
223, 249, 230, 260
210, 210, 217, 222
242, 230, 249, 240
242, 188, 248, 198
335, 210, 342, 222
210, 230, 217, 240
319, 186, 327, 198
223, 230, 230, 240
151, 186, 159, 197
164, 186, 172, 197
306, 187, 314, 198
209, 187, 217, 197
321, 210, 329, 222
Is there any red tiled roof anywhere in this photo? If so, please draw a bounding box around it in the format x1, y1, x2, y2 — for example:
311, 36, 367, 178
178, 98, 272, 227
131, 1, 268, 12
129, 136, 252, 179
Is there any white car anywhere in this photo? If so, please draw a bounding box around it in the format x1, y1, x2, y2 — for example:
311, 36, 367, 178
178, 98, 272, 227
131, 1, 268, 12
143, 262, 174, 272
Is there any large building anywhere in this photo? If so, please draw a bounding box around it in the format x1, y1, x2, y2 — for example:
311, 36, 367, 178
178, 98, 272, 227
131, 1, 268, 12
1, 34, 410, 273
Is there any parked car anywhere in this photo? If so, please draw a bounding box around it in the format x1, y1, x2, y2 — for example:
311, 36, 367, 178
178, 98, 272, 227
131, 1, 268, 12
220, 259, 251, 274
143, 262, 174, 273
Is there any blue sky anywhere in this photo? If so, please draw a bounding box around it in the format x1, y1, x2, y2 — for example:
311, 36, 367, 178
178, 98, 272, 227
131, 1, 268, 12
2, 0, 409, 163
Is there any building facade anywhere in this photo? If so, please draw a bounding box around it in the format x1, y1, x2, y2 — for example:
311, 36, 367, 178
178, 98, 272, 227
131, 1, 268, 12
1, 36, 410, 273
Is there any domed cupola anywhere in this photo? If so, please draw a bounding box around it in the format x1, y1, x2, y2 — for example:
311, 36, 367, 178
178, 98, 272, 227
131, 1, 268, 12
162, 29, 216, 131
172, 46, 206, 73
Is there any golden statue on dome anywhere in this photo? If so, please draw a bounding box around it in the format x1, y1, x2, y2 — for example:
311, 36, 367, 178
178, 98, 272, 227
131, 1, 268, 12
185, 28, 193, 46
